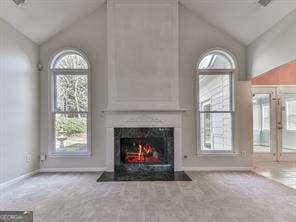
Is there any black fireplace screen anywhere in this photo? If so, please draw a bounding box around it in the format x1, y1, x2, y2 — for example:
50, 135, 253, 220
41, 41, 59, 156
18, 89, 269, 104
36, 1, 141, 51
120, 137, 165, 165
114, 128, 174, 172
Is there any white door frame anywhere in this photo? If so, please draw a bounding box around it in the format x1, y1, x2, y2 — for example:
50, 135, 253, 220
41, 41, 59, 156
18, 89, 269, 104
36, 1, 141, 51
252, 86, 277, 161
252, 85, 296, 162
277, 86, 296, 161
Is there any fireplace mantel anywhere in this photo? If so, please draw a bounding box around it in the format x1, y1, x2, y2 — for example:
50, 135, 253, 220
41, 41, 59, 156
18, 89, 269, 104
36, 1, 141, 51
101, 108, 191, 114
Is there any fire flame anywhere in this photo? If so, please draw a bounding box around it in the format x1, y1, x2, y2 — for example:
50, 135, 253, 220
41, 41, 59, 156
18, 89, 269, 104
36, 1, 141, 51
126, 143, 161, 164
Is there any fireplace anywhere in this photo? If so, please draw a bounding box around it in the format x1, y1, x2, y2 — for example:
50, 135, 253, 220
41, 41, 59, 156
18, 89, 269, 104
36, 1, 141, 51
114, 128, 174, 173
120, 137, 163, 165
97, 113, 191, 181
97, 0, 188, 181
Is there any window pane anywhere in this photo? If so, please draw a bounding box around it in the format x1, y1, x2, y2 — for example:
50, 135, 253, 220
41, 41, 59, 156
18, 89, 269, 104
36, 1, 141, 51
286, 99, 296, 130
199, 74, 231, 111
198, 51, 234, 69
200, 113, 232, 151
262, 105, 270, 130
54, 53, 88, 69
55, 75, 88, 112
282, 94, 296, 152
252, 94, 270, 153
199, 54, 213, 69
55, 114, 87, 153
253, 104, 260, 130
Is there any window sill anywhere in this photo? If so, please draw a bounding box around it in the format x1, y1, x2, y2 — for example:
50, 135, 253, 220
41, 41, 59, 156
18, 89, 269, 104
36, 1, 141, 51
196, 152, 241, 157
47, 152, 92, 158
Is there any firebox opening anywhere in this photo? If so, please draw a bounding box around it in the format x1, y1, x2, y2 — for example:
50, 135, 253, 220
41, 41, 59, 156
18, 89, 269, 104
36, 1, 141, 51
120, 137, 165, 165
114, 128, 174, 173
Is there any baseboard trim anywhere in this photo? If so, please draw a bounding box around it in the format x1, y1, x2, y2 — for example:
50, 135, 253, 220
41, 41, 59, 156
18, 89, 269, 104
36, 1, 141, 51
0, 170, 40, 189
183, 167, 253, 171
39, 167, 106, 173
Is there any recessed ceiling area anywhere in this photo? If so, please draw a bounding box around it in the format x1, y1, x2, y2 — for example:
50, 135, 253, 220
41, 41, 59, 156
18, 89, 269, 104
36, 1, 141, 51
180, 0, 296, 44
0, 0, 105, 44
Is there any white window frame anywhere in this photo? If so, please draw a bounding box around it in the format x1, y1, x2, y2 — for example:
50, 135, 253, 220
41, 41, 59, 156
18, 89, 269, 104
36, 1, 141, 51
196, 49, 236, 154
49, 49, 92, 157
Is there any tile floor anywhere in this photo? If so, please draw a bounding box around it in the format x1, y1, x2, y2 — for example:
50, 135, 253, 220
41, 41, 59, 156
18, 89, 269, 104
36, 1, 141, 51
253, 161, 296, 189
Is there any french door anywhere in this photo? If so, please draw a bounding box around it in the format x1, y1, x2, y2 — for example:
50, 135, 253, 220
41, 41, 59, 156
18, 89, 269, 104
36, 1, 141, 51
252, 86, 296, 161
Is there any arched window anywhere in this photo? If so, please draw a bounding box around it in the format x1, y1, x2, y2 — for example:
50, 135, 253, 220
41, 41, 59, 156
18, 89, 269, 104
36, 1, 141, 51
51, 50, 89, 70
50, 49, 90, 155
197, 49, 236, 153
198, 50, 235, 70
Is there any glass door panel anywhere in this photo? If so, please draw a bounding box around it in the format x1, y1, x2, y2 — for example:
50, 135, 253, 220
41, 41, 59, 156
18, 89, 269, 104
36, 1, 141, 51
281, 94, 296, 153
252, 87, 277, 161
253, 86, 296, 161
253, 94, 271, 153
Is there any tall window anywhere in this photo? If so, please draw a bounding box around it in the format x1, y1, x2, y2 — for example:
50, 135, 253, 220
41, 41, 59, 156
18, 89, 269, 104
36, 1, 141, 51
50, 49, 90, 155
197, 50, 235, 153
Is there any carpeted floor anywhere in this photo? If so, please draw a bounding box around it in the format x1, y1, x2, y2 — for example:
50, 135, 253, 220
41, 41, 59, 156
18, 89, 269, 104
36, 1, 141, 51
0, 171, 296, 222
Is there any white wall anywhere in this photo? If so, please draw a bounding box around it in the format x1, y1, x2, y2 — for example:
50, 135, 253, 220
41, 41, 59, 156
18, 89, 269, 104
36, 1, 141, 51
247, 9, 296, 78
107, 0, 179, 110
39, 5, 107, 170
179, 5, 252, 169
39, 3, 252, 170
0, 19, 39, 183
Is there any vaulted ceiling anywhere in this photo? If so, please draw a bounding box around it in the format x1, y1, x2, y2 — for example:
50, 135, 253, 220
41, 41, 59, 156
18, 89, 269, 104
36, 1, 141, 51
180, 0, 296, 44
0, 0, 105, 44
1, 0, 296, 45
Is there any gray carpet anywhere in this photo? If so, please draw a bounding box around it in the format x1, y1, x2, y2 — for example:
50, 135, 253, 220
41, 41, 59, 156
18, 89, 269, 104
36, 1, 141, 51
0, 171, 296, 222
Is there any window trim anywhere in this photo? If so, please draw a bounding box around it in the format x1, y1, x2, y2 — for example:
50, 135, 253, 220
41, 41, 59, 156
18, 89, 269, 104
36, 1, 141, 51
198, 50, 235, 70
196, 48, 237, 155
48, 48, 92, 157
50, 49, 89, 70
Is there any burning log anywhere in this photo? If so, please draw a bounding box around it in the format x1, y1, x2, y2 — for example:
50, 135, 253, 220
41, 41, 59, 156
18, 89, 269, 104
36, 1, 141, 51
125, 143, 161, 164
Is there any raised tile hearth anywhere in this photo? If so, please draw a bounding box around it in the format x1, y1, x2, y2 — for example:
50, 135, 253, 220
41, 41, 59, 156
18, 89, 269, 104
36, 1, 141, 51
97, 171, 191, 182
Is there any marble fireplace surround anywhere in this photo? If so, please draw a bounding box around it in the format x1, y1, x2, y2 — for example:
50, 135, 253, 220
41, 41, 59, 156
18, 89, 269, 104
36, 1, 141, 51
103, 110, 183, 172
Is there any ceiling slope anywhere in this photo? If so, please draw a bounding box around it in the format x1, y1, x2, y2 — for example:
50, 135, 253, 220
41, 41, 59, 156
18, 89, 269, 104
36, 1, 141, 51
0, 0, 105, 44
1, 0, 296, 45
180, 0, 296, 45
